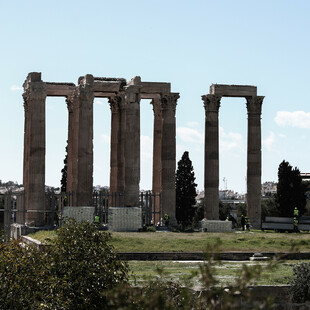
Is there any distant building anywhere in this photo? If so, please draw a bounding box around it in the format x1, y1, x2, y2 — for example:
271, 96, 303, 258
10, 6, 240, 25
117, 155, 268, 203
261, 181, 277, 197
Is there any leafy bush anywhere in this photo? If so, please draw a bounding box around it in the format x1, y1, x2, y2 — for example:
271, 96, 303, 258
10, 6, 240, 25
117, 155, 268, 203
0, 219, 129, 309
290, 262, 310, 302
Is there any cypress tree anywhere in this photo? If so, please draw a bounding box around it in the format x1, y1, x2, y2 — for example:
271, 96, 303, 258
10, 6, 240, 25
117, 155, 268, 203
276, 160, 306, 217
60, 142, 68, 193
175, 151, 197, 226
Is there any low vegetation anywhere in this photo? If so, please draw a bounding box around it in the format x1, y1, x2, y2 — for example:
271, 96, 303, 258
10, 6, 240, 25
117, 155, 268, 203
129, 260, 298, 286
1, 221, 287, 309
29, 229, 310, 253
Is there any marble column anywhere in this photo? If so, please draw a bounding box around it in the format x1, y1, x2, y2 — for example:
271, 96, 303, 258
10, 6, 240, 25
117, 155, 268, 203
161, 93, 179, 226
23, 72, 46, 226
246, 96, 264, 229
65, 89, 78, 204
202, 94, 221, 220
108, 92, 125, 206
74, 75, 94, 206
124, 85, 141, 207
118, 94, 126, 197
109, 95, 121, 195
151, 97, 163, 223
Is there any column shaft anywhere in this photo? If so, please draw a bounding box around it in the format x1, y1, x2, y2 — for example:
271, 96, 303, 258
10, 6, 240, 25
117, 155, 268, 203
66, 91, 76, 200
161, 93, 179, 225
109, 95, 120, 195
124, 85, 141, 207
23, 73, 46, 226
246, 96, 264, 228
118, 99, 126, 195
74, 75, 94, 206
203, 94, 221, 220
151, 97, 163, 224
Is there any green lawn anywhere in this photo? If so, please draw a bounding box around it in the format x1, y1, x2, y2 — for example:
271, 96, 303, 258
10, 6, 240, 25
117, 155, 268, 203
128, 260, 300, 286
29, 229, 310, 253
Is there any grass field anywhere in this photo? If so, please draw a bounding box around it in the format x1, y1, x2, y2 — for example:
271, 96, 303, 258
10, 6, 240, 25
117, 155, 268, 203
128, 260, 300, 286
29, 229, 310, 253
28, 229, 310, 286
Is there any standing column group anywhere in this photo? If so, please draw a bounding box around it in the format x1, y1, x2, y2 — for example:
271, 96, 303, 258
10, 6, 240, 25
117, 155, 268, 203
23, 72, 179, 227
203, 92, 264, 228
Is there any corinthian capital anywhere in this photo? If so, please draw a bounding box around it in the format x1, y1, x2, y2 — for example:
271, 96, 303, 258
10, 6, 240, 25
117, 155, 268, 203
66, 88, 78, 113
151, 98, 162, 118
202, 94, 221, 112
160, 93, 179, 113
246, 96, 264, 115
109, 92, 125, 112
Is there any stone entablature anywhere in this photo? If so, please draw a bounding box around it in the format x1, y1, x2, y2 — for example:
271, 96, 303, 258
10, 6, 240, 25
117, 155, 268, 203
22, 72, 179, 227
210, 84, 257, 97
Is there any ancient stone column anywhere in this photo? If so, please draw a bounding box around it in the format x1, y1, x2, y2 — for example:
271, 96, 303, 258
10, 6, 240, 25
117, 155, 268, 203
202, 94, 221, 220
161, 93, 179, 226
109, 95, 121, 195
124, 82, 141, 207
118, 94, 126, 197
23, 72, 46, 226
246, 96, 264, 229
151, 97, 163, 224
72, 75, 94, 206
108, 92, 125, 206
65, 89, 77, 202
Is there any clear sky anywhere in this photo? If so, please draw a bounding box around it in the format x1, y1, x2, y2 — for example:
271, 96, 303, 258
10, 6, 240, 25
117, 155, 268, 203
1, 0, 310, 193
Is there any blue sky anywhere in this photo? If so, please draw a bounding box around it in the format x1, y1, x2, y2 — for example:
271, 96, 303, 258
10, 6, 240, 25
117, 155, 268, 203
1, 0, 310, 193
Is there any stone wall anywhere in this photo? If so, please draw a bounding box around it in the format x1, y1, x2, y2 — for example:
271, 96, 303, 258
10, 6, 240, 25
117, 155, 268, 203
200, 219, 232, 232
62, 206, 95, 223
108, 207, 142, 232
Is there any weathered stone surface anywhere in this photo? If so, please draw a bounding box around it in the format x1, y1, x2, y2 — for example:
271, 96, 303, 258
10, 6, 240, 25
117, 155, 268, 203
108, 207, 142, 231
210, 84, 257, 97
200, 219, 232, 232
141, 82, 170, 94
123, 81, 141, 207
62, 206, 95, 223
151, 97, 162, 224
45, 83, 76, 97
246, 96, 264, 229
202, 94, 221, 220
23, 72, 46, 227
161, 93, 179, 225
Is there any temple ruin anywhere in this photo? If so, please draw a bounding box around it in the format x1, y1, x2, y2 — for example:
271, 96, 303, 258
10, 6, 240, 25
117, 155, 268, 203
23, 72, 179, 227
203, 84, 264, 229
23, 74, 264, 229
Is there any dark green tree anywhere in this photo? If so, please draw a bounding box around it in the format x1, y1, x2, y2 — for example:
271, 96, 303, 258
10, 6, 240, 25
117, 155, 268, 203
175, 151, 197, 226
60, 141, 68, 193
276, 160, 306, 217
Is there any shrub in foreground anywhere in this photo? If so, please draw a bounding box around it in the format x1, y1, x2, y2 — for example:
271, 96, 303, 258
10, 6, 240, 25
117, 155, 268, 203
290, 262, 310, 303
0, 221, 277, 309
0, 219, 129, 309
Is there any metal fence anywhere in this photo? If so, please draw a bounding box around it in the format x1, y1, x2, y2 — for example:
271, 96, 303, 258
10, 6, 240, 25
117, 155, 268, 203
140, 191, 162, 226
0, 190, 163, 236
